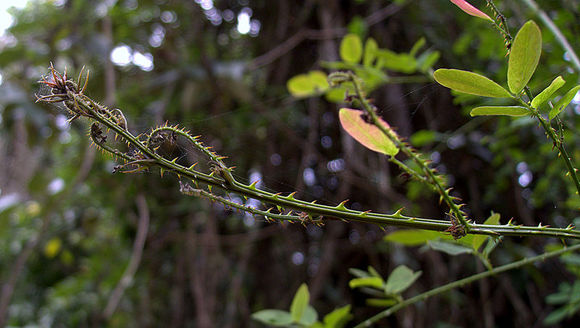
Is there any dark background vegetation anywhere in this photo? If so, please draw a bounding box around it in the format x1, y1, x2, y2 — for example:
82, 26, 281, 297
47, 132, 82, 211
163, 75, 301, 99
0, 0, 579, 327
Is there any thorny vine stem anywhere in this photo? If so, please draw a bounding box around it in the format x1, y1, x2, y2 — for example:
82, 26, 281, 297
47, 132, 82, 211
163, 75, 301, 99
35, 65, 580, 240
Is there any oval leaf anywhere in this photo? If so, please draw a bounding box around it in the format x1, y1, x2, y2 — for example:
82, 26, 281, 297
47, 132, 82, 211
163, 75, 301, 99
287, 71, 329, 98
428, 240, 473, 256
308, 70, 330, 91
549, 85, 580, 120
384, 229, 442, 246
287, 74, 313, 98
349, 277, 384, 289
339, 108, 399, 156
323, 305, 353, 328
366, 298, 398, 307
363, 38, 378, 66
340, 33, 363, 64
418, 51, 440, 73
531, 76, 565, 109
472, 213, 501, 251
384, 265, 422, 295
377, 49, 417, 74
252, 310, 293, 326
434, 69, 511, 98
297, 305, 318, 326
470, 106, 529, 117
410, 130, 437, 147
290, 283, 310, 322
508, 21, 542, 94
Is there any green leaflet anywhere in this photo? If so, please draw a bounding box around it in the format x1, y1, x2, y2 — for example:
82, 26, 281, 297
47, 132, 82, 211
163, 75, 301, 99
339, 108, 399, 156
363, 38, 378, 66
410, 130, 437, 147
384, 229, 442, 246
549, 85, 580, 120
531, 76, 565, 109
409, 37, 426, 57
384, 265, 422, 295
287, 71, 330, 98
377, 49, 417, 74
417, 50, 440, 73
472, 213, 501, 251
340, 33, 363, 64
322, 305, 352, 328
251, 310, 293, 326
290, 283, 310, 322
433, 69, 511, 98
349, 277, 384, 289
297, 306, 318, 326
428, 241, 473, 256
470, 106, 529, 117
366, 298, 398, 307
507, 21, 542, 94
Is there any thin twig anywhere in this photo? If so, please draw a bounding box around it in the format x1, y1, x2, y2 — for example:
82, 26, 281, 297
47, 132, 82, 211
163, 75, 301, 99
247, 2, 405, 70
0, 218, 49, 327
103, 193, 150, 319
520, 0, 580, 74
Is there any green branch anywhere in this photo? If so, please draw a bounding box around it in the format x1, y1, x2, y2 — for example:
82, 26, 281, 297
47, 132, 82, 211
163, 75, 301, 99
354, 242, 580, 327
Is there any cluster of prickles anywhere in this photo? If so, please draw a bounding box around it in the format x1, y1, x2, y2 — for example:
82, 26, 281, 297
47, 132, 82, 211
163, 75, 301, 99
35, 65, 312, 224
485, 0, 512, 55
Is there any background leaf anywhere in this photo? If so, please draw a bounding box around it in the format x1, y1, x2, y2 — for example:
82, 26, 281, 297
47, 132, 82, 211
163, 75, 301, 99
287, 71, 329, 98
349, 277, 384, 289
323, 305, 352, 328
376, 49, 417, 73
384, 229, 442, 246
472, 213, 501, 251
290, 283, 310, 322
363, 38, 378, 66
384, 265, 422, 295
340, 33, 363, 64
507, 21, 542, 94
366, 298, 398, 307
297, 305, 318, 326
251, 310, 293, 326
428, 241, 473, 256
